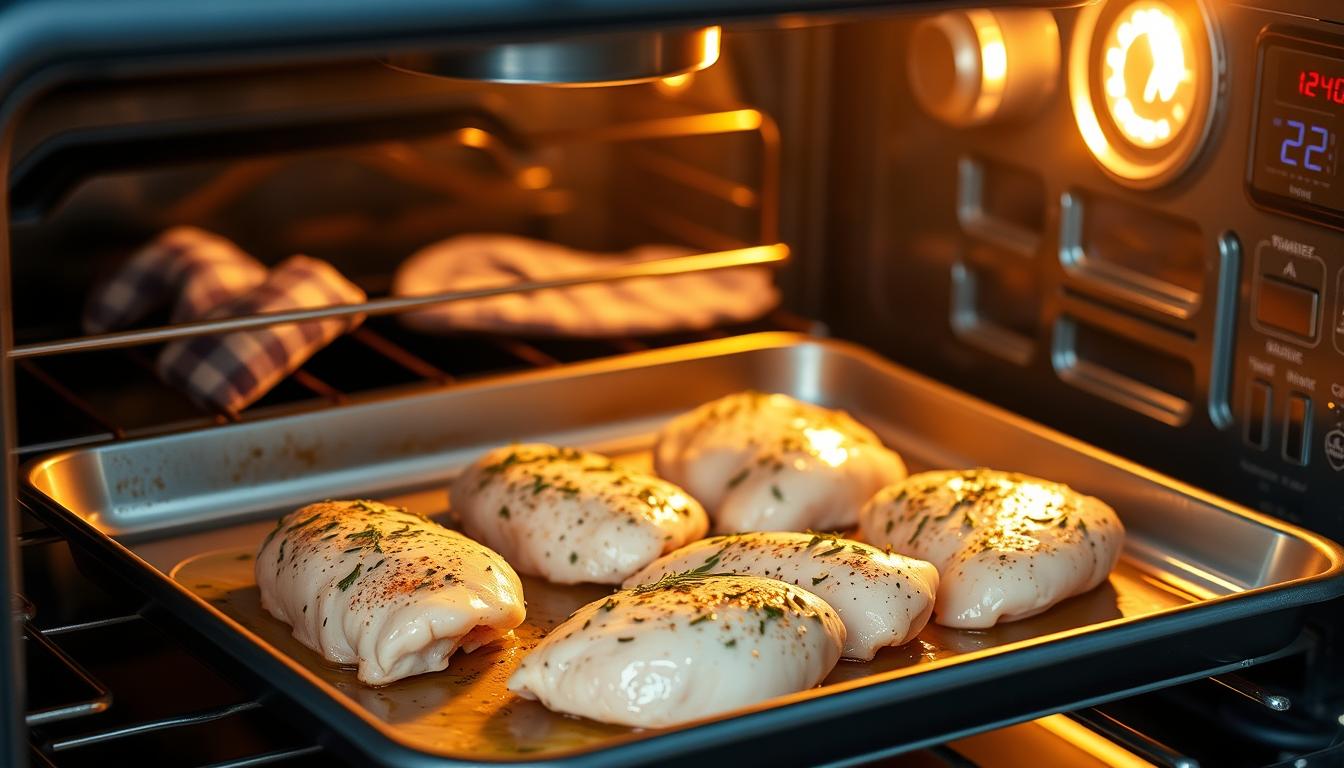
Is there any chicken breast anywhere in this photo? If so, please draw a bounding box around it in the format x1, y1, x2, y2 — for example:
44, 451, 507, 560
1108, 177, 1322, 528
255, 500, 526, 685
859, 469, 1125, 629
623, 531, 938, 660
451, 444, 709, 585
654, 392, 908, 533
507, 573, 844, 728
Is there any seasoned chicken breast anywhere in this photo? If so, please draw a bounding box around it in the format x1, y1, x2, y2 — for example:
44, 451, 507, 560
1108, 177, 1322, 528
859, 469, 1125, 629
507, 573, 844, 728
623, 531, 938, 660
255, 500, 525, 685
654, 392, 908, 533
451, 444, 709, 585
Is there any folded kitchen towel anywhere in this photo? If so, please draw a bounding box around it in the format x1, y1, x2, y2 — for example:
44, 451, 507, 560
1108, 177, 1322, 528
157, 255, 366, 414
83, 226, 267, 334
391, 233, 779, 338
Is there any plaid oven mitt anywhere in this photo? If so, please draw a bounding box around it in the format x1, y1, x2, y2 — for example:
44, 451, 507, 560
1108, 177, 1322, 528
156, 255, 366, 414
83, 226, 267, 334
85, 228, 364, 414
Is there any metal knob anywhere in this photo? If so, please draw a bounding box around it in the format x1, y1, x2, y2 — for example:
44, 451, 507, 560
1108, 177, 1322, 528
907, 9, 1060, 127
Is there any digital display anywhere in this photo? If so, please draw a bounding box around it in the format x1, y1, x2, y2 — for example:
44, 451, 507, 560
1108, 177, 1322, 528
1250, 38, 1344, 224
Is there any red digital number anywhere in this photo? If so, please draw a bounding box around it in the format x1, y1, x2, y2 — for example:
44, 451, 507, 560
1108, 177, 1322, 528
1302, 70, 1320, 97
1297, 70, 1344, 104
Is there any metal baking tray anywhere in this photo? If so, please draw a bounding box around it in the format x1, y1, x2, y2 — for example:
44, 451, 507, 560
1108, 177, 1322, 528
22, 333, 1344, 767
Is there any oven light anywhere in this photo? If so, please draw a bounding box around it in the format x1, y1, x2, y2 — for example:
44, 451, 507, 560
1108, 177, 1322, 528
656, 72, 695, 96
701, 26, 722, 69
1100, 1, 1196, 149
1036, 714, 1153, 767
972, 11, 1008, 121
1068, 0, 1216, 186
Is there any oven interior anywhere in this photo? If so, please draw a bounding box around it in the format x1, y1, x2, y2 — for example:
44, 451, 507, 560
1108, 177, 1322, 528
10, 2, 1344, 766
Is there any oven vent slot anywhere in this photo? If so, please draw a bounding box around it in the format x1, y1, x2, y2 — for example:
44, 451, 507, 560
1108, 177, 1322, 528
950, 246, 1039, 366
957, 156, 1046, 257
1060, 191, 1205, 322
1052, 315, 1195, 427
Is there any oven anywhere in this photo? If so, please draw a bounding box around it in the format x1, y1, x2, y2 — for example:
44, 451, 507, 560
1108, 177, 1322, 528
6, 0, 1344, 766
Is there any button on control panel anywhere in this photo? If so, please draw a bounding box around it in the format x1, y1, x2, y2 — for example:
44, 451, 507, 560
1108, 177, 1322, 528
1256, 276, 1319, 339
1284, 393, 1312, 465
1245, 380, 1272, 450
1252, 244, 1326, 345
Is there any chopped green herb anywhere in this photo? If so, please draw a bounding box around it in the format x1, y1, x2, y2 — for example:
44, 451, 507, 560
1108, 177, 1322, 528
630, 568, 732, 595
262, 518, 284, 548
1077, 518, 1088, 535
815, 545, 846, 558
727, 468, 750, 489
689, 613, 714, 626
724, 639, 737, 648
907, 516, 929, 545
276, 539, 286, 564
617, 637, 634, 643
771, 485, 784, 501
811, 574, 830, 586
602, 598, 617, 612
345, 526, 383, 553
499, 506, 511, 519
763, 605, 784, 620
286, 512, 322, 532
885, 519, 894, 534
337, 564, 362, 591
569, 552, 578, 564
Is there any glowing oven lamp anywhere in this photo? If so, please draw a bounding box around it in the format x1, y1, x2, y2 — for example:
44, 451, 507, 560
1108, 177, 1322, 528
1068, 0, 1215, 185
1100, 2, 1196, 149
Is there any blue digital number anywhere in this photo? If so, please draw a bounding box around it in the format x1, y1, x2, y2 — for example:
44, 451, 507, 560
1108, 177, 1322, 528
1281, 119, 1305, 167
1305, 125, 1330, 172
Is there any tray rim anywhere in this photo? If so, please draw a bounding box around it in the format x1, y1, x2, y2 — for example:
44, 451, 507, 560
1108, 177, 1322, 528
21, 332, 1344, 766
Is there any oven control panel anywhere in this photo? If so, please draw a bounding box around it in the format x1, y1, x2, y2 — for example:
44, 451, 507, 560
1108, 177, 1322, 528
832, 1, 1344, 540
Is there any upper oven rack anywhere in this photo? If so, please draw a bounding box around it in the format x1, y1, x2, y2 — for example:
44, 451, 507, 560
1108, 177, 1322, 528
8, 244, 788, 360
6, 98, 788, 456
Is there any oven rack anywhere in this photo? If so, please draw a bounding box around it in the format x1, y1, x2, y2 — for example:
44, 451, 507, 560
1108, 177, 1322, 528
7, 94, 788, 454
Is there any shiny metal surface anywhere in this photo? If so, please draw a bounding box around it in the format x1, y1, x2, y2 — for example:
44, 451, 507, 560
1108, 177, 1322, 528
21, 334, 1344, 765
381, 27, 721, 86
8, 244, 787, 360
